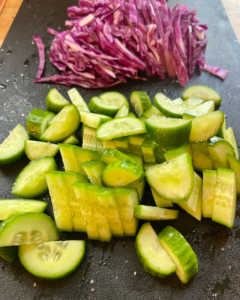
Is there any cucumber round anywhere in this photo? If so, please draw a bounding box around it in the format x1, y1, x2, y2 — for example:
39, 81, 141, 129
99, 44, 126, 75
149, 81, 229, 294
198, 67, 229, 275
130, 91, 152, 117
0, 212, 59, 246
227, 154, 240, 195
202, 170, 217, 218
134, 205, 179, 221
182, 85, 222, 106
114, 104, 129, 118
46, 88, 69, 113
19, 240, 86, 280
25, 140, 59, 160
12, 156, 57, 198
0, 124, 29, 165
146, 153, 194, 203
97, 92, 129, 117
67, 88, 90, 112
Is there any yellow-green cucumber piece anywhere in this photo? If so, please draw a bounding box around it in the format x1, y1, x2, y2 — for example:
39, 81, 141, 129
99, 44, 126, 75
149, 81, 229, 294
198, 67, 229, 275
62, 134, 79, 145
134, 205, 179, 220
19, 240, 86, 280
151, 189, 173, 208
129, 133, 148, 156
98, 92, 129, 114
144, 163, 158, 170
164, 143, 192, 161
202, 170, 217, 218
0, 124, 29, 165
153, 142, 166, 164
25, 140, 58, 160
100, 148, 140, 167
142, 105, 164, 118
81, 161, 106, 186
67, 88, 90, 112
46, 88, 69, 113
82, 125, 97, 151
135, 223, 176, 278
114, 104, 129, 118
182, 85, 221, 106
114, 136, 131, 152
81, 111, 111, 129
225, 127, 239, 160
183, 100, 215, 117
217, 115, 227, 139
191, 142, 213, 171
227, 154, 240, 194
128, 112, 137, 118
122, 152, 144, 169
141, 137, 156, 163
12, 156, 57, 198
212, 167, 236, 228
0, 246, 18, 263
158, 226, 198, 283
130, 91, 152, 117
146, 153, 194, 203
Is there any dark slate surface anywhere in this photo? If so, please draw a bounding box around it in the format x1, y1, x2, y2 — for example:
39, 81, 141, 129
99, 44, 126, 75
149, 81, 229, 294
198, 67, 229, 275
0, 0, 240, 299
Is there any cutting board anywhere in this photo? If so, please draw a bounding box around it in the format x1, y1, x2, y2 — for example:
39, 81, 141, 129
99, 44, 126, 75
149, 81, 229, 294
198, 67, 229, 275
0, 0, 240, 299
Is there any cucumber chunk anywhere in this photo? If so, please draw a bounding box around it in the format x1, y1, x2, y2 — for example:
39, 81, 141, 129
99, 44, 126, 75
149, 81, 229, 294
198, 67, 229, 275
130, 91, 152, 117
12, 156, 57, 198
189, 111, 224, 142
81, 111, 111, 129
164, 143, 192, 161
67, 88, 90, 112
227, 154, 240, 195
0, 246, 18, 263
184, 100, 215, 117
96, 117, 147, 141
25, 140, 59, 160
146, 153, 194, 203
122, 152, 144, 169
0, 124, 29, 165
153, 142, 166, 164
146, 115, 192, 148
100, 148, 140, 167
144, 163, 158, 170
127, 112, 137, 118
135, 223, 176, 278
191, 142, 213, 171
46, 88, 69, 113
114, 136, 131, 152
217, 115, 227, 139
0, 212, 59, 246
81, 161, 106, 186
0, 199, 47, 220
82, 125, 97, 151
225, 127, 239, 160
158, 226, 198, 284
19, 240, 86, 280
141, 137, 156, 163
99, 91, 129, 116
151, 189, 173, 208
127, 179, 145, 203
62, 134, 79, 145
212, 167, 236, 228
129, 134, 148, 156
182, 85, 222, 106
202, 170, 217, 218
41, 105, 80, 142
207, 136, 235, 169
115, 104, 129, 118
139, 116, 146, 122
134, 205, 179, 220
142, 105, 164, 118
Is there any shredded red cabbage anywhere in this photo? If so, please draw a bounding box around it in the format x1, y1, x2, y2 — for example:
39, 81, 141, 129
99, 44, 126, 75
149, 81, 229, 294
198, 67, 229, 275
33, 36, 45, 79
203, 64, 229, 80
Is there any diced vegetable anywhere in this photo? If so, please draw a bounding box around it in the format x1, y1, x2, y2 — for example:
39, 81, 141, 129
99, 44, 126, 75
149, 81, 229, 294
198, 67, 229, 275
141, 137, 156, 163
227, 154, 240, 195
225, 127, 239, 160
182, 85, 222, 105
202, 170, 217, 218
67, 88, 90, 112
46, 88, 69, 113
81, 161, 106, 186
191, 142, 213, 171
130, 91, 152, 117
151, 189, 173, 208
115, 104, 129, 118
164, 144, 192, 161
129, 134, 148, 156
25, 140, 59, 160
81, 111, 111, 129
63, 134, 79, 145
134, 205, 179, 221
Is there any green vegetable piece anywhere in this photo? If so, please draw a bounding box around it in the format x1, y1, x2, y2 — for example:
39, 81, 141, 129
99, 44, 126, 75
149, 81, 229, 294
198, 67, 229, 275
46, 88, 69, 113
134, 205, 179, 220
151, 189, 173, 208
227, 154, 240, 195
81, 161, 106, 186
62, 134, 79, 145
130, 91, 152, 117
225, 127, 239, 160
114, 136, 131, 152
67, 88, 90, 112
141, 137, 156, 163
98, 92, 129, 117
25, 140, 58, 160
202, 170, 217, 218
142, 105, 164, 118
129, 134, 148, 156
114, 104, 129, 118
100, 148, 139, 167
191, 142, 213, 171
164, 143, 192, 161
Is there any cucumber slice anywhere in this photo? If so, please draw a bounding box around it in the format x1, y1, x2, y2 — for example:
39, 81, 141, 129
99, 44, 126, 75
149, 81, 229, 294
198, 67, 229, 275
153, 142, 166, 164
67, 88, 90, 112
144, 163, 158, 170
59, 144, 100, 175
164, 143, 192, 161
81, 161, 106, 186
182, 85, 222, 106
191, 142, 213, 171
217, 115, 227, 139
0, 124, 29, 165
134, 205, 179, 220
227, 154, 240, 194
12, 157, 57, 198
98, 92, 129, 117
225, 127, 239, 160
27, 109, 55, 140
102, 161, 144, 188
151, 189, 173, 208
129, 134, 148, 156
114, 136, 131, 152
141, 137, 156, 163
189, 111, 224, 142
0, 199, 47, 220
212, 167, 236, 228
202, 170, 217, 218
19, 240, 85, 280
146, 153, 194, 203
0, 212, 59, 246
100, 148, 140, 167
207, 136, 235, 169
81, 111, 111, 129
145, 115, 192, 148
96, 117, 147, 141
127, 179, 145, 203
114, 187, 139, 236
184, 101, 215, 117
115, 104, 129, 118
142, 105, 164, 118
62, 134, 79, 145
46, 88, 69, 113
41, 105, 80, 142
128, 112, 137, 118
130, 91, 152, 117
158, 226, 198, 283
122, 152, 144, 169
135, 223, 176, 278
82, 125, 97, 151
177, 172, 202, 221
0, 246, 18, 263
25, 140, 59, 160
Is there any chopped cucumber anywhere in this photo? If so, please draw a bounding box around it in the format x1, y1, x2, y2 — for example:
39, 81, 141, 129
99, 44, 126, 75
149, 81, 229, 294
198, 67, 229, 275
135, 223, 176, 278
67, 88, 90, 112
142, 105, 164, 118
134, 205, 179, 220
153, 142, 166, 164
141, 137, 156, 163
122, 152, 144, 169
158, 226, 198, 284
139, 115, 147, 122
115, 104, 129, 118
184, 100, 215, 117
217, 115, 227, 139
127, 179, 145, 203
189, 111, 224, 142
144, 163, 158, 170
227, 154, 240, 194
128, 112, 137, 118
0, 246, 18, 263
225, 127, 239, 160
114, 136, 131, 152
146, 153, 194, 203
130, 91, 152, 117
182, 85, 222, 106
25, 140, 59, 160
62, 134, 79, 145
19, 240, 86, 280
82, 125, 97, 151
164, 143, 192, 161
0, 212, 59, 246
81, 111, 111, 129
191, 142, 213, 171
145, 115, 192, 148
0, 199, 47, 220
12, 156, 57, 198
100, 148, 139, 167
81, 161, 106, 186
151, 189, 173, 208
212, 167, 236, 228
129, 134, 148, 156
96, 117, 147, 141
98, 92, 129, 116
202, 170, 217, 218
41, 105, 80, 142
0, 124, 29, 165
46, 88, 69, 113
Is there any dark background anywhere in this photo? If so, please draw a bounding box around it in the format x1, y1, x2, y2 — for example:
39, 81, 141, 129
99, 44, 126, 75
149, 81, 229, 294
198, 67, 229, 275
0, 0, 240, 299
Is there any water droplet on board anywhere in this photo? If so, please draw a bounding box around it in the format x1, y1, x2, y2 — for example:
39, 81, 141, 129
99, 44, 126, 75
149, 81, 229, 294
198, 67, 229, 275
6, 50, 12, 55
0, 84, 6, 90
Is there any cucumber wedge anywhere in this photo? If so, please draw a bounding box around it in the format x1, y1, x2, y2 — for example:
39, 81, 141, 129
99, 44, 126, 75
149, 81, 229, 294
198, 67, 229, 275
144, 163, 158, 170
12, 156, 57, 198
129, 134, 148, 156
142, 105, 164, 118
146, 153, 194, 203
115, 104, 129, 118
128, 112, 137, 118
114, 136, 131, 152
153, 142, 166, 164
130, 91, 152, 117
184, 101, 215, 117
212, 167, 236, 228
82, 125, 97, 151
0, 246, 18, 263
96, 117, 147, 141
217, 115, 227, 139
151, 189, 173, 208
100, 148, 140, 167
46, 88, 69, 113
0, 124, 29, 165
62, 134, 79, 145
122, 152, 144, 169
158, 226, 198, 284
81, 111, 111, 129
67, 88, 90, 112
202, 170, 217, 218
182, 85, 222, 106
191, 142, 213, 171
127, 179, 145, 203
19, 240, 86, 280
135, 223, 176, 278
164, 144, 192, 161
0, 212, 59, 246
98, 91, 129, 117
134, 205, 179, 220
141, 137, 156, 163
81, 161, 106, 186
225, 127, 239, 160
25, 140, 59, 160
227, 154, 240, 195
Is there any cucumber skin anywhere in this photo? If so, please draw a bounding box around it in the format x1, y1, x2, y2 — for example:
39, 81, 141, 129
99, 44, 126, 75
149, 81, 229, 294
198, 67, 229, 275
227, 154, 240, 195
46, 89, 69, 114
88, 96, 119, 117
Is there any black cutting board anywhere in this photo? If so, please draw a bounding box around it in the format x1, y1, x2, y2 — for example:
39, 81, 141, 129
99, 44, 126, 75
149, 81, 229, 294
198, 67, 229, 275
0, 0, 240, 299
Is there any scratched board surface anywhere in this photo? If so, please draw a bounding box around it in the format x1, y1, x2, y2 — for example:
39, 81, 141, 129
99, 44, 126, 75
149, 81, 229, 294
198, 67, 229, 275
0, 0, 240, 299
